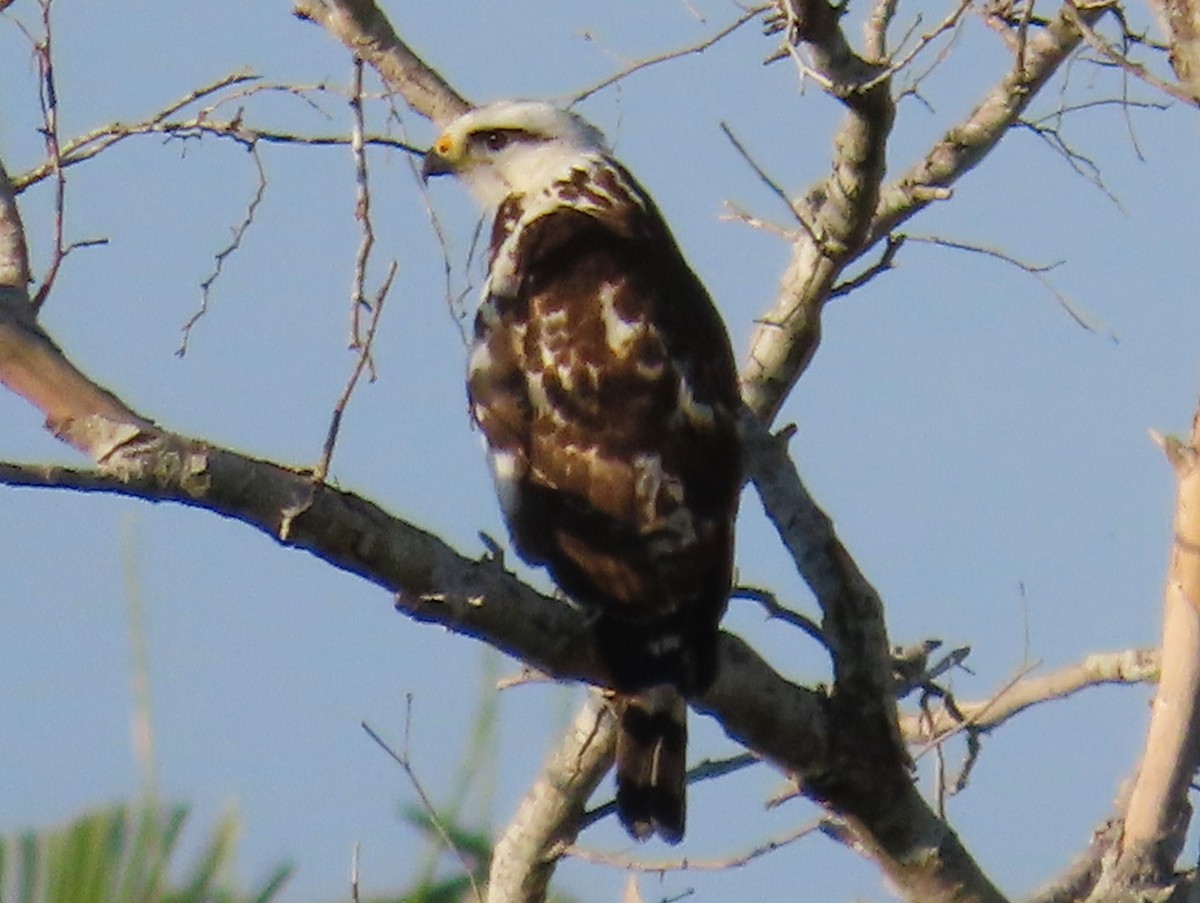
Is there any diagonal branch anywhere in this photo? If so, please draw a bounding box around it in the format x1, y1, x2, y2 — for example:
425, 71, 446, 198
738, 413, 1009, 903
488, 694, 617, 903
868, 2, 1105, 246
291, 0, 472, 125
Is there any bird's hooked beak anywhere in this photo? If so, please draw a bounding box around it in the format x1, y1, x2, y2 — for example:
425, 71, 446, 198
421, 148, 454, 181
421, 133, 459, 181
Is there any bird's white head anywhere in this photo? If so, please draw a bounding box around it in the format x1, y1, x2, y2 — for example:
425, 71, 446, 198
422, 101, 610, 208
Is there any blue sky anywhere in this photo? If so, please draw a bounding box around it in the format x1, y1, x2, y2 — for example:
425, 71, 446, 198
1, 1, 1197, 900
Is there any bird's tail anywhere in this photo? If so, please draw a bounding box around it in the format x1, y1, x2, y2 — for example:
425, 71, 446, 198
614, 685, 687, 844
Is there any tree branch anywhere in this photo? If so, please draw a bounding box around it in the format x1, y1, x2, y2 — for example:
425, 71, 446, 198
900, 648, 1160, 742
1110, 418, 1200, 893
743, 0, 895, 422
291, 0, 472, 125
869, 2, 1104, 245
744, 1, 1107, 426
488, 694, 617, 903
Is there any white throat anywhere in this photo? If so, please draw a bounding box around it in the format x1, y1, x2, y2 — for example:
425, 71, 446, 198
462, 143, 604, 210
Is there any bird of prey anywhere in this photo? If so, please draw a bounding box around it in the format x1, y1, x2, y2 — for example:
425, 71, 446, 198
423, 101, 741, 843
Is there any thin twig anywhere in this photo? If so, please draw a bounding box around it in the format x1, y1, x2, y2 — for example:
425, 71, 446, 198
906, 234, 1113, 337
569, 5, 771, 105
13, 75, 422, 193
913, 660, 1041, 758
362, 705, 484, 903
829, 233, 906, 298
29, 0, 66, 311
349, 59, 374, 349
390, 94, 469, 346
315, 60, 398, 482
719, 201, 798, 241
178, 146, 268, 356
15, 71, 261, 191
564, 819, 821, 872
1015, 97, 1138, 209
718, 122, 818, 238
926, 694, 948, 817
732, 586, 830, 651
316, 261, 393, 482
582, 752, 759, 830
1061, 0, 1200, 106
861, 0, 974, 91
953, 729, 983, 794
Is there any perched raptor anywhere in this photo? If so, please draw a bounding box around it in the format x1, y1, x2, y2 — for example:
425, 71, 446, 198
423, 101, 741, 843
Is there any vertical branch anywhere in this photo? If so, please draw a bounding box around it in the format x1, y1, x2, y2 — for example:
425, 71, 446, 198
315, 263, 392, 481
0, 160, 32, 292
488, 694, 618, 903
742, 0, 894, 423
315, 59, 396, 482
1117, 413, 1200, 886
349, 58, 373, 348
30, 0, 66, 312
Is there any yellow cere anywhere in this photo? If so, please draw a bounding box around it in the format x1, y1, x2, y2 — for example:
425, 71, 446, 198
435, 135, 454, 155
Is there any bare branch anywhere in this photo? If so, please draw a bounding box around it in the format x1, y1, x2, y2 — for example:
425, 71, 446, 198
1016, 108, 1133, 209
1062, 0, 1200, 105
864, 0, 900, 60
28, 0, 66, 312
347, 59, 380, 352
1026, 806, 1127, 903
291, 0, 471, 126
732, 585, 830, 652
719, 122, 817, 236
179, 147, 268, 356
564, 819, 821, 872
863, 0, 975, 91
743, 0, 895, 422
906, 234, 1113, 337
569, 5, 771, 105
828, 232, 905, 299
18, 114, 421, 196
488, 694, 617, 903
1111, 416, 1200, 892
316, 262, 392, 482
14, 72, 262, 192
738, 411, 1005, 903
1142, 0, 1200, 98
0, 160, 32, 290
869, 2, 1106, 248
900, 648, 1160, 742
363, 710, 484, 903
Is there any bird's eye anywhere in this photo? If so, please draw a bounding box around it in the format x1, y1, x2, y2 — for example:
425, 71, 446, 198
482, 130, 511, 152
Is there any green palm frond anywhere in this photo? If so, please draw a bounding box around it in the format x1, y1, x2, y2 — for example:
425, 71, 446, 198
0, 803, 292, 903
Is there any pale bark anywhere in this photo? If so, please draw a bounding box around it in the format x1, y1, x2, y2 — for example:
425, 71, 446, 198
487, 696, 617, 903
1111, 419, 1200, 892
1146, 0, 1200, 99
901, 649, 1160, 743
291, 0, 471, 126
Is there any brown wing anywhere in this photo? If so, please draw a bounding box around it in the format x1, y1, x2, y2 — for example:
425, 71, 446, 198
468, 181, 740, 695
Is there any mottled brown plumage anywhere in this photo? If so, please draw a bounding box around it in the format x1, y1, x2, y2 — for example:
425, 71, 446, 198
424, 101, 741, 843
